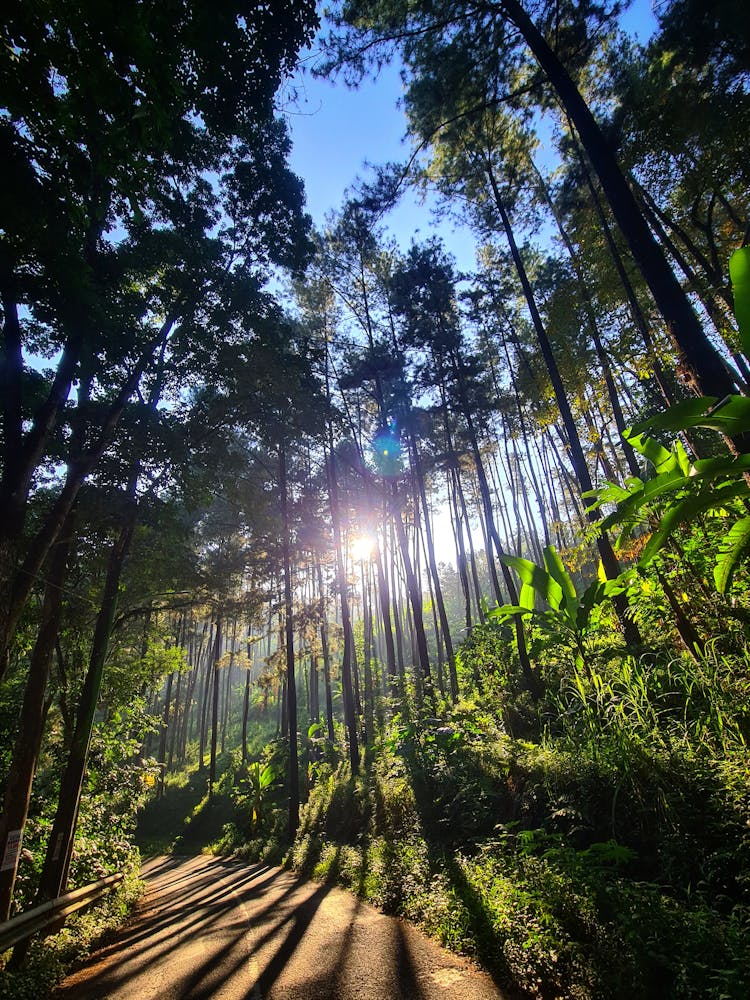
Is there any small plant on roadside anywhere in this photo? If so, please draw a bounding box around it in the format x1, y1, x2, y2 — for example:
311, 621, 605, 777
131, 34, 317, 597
232, 760, 280, 834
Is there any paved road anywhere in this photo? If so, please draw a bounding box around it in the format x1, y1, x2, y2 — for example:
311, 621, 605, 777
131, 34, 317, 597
54, 856, 511, 1000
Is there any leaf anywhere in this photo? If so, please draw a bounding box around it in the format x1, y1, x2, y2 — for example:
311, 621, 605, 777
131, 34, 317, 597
577, 579, 604, 629
639, 481, 749, 565
623, 431, 677, 472
487, 604, 534, 622
714, 516, 750, 593
542, 545, 577, 619
599, 467, 688, 534
692, 453, 750, 480
520, 583, 536, 612
259, 763, 277, 788
502, 554, 563, 610
630, 398, 718, 435
632, 395, 750, 436
673, 440, 692, 477
730, 247, 750, 357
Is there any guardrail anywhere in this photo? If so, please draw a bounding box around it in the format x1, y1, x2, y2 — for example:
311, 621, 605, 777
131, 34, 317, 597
0, 871, 124, 954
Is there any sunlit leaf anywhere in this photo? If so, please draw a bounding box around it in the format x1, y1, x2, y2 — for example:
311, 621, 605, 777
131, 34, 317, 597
639, 482, 749, 565
502, 554, 563, 610
730, 247, 750, 357
542, 544, 577, 618
714, 516, 750, 593
632, 395, 750, 436
623, 431, 677, 472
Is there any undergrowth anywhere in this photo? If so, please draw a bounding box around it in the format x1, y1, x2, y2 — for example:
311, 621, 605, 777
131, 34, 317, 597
0, 861, 143, 1000
286, 647, 750, 1000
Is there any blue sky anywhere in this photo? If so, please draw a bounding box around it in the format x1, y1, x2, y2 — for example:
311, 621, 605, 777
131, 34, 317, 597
285, 52, 477, 271
282, 1, 660, 564
284, 0, 659, 274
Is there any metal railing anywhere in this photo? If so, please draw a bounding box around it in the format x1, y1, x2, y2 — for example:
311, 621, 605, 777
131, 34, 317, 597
0, 871, 124, 954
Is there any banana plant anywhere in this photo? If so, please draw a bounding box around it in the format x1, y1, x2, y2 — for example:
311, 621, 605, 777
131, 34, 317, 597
585, 248, 750, 594
234, 760, 279, 832
587, 409, 750, 593
730, 245, 750, 355
488, 545, 627, 676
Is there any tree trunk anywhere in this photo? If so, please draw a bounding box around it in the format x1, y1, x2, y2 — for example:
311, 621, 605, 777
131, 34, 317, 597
0, 523, 74, 920
486, 163, 641, 648
408, 435, 458, 699
279, 442, 300, 837
35, 510, 136, 905
156, 671, 174, 798
315, 561, 336, 745
502, 0, 739, 407
391, 482, 435, 709
208, 617, 222, 798
0, 322, 174, 680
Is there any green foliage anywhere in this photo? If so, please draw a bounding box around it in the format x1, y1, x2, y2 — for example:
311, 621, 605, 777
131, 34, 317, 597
490, 544, 627, 674
590, 412, 750, 594
287, 627, 750, 999
0, 863, 143, 1000
729, 247, 750, 356
231, 760, 281, 833
10, 704, 157, 912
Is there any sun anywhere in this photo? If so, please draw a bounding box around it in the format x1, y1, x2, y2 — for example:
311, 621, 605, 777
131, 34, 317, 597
350, 534, 375, 562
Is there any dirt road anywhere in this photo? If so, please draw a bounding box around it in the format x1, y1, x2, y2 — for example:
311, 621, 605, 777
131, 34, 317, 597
53, 856, 511, 999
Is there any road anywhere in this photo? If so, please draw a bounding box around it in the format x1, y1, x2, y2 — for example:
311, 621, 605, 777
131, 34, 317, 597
53, 856, 512, 1000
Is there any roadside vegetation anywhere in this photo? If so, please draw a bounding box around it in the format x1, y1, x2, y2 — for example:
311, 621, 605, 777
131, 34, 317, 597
285, 636, 749, 999
2, 2, 749, 999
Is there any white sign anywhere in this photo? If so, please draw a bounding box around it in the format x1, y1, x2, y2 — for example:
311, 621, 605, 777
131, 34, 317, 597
0, 830, 23, 872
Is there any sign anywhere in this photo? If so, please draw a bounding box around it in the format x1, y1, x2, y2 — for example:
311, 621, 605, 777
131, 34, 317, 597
0, 830, 23, 873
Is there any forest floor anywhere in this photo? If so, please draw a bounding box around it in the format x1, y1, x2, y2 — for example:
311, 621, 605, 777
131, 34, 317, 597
52, 855, 511, 1000
134, 769, 234, 855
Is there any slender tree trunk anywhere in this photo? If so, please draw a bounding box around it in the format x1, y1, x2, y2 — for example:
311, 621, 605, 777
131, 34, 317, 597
0, 323, 175, 680
530, 159, 641, 478
208, 617, 222, 798
486, 163, 641, 647
372, 538, 398, 697
0, 523, 74, 920
390, 483, 434, 709
450, 354, 541, 696
501, 0, 739, 407
198, 623, 214, 770
35, 509, 137, 905
167, 667, 182, 773
315, 561, 336, 744
279, 442, 300, 836
655, 566, 705, 663
408, 435, 458, 700
448, 468, 473, 632
241, 664, 251, 763
360, 561, 374, 742
388, 517, 407, 689
156, 671, 174, 798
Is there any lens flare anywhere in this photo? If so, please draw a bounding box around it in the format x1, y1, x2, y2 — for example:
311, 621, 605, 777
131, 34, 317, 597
351, 535, 375, 562
372, 427, 402, 477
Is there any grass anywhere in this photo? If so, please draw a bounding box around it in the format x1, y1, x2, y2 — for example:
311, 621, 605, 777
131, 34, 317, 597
135, 754, 240, 856
286, 711, 750, 1000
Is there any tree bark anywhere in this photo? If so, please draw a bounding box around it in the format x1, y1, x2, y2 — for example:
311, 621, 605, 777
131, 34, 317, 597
408, 434, 458, 700
279, 441, 300, 836
486, 162, 641, 648
0, 522, 74, 920
35, 509, 136, 904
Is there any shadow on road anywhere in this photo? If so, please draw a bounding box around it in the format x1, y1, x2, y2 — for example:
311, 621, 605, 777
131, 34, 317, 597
54, 855, 506, 999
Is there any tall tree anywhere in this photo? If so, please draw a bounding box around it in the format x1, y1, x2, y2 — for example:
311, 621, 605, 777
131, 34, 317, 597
0, 0, 318, 676
323, 0, 742, 409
